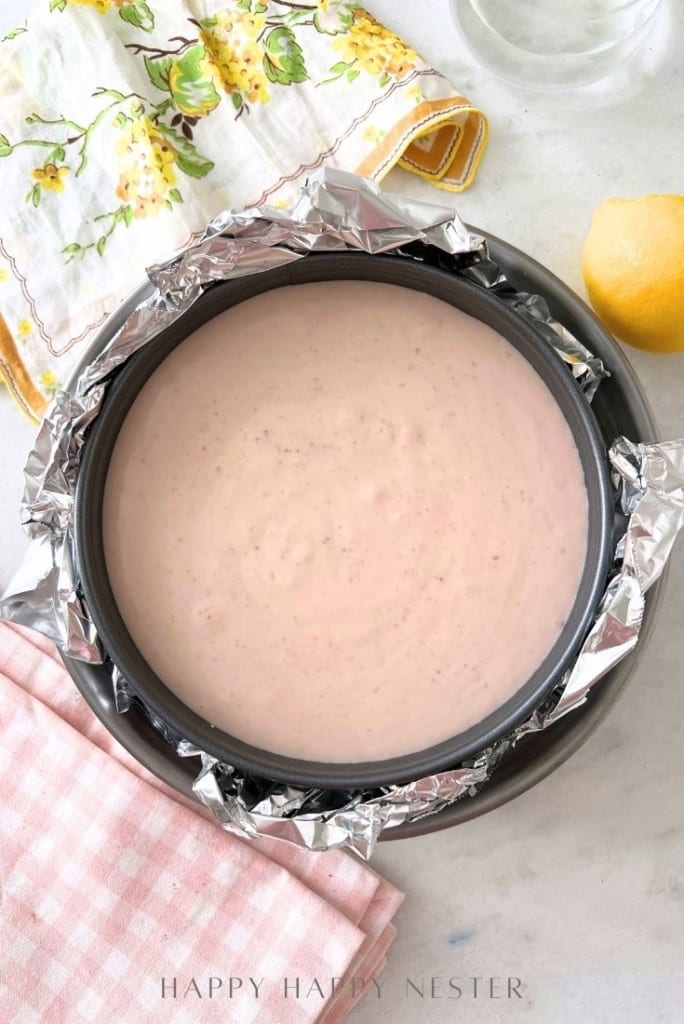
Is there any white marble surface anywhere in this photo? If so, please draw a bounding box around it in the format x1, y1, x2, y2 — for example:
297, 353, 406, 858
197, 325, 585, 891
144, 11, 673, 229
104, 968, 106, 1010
1, 2, 683, 1021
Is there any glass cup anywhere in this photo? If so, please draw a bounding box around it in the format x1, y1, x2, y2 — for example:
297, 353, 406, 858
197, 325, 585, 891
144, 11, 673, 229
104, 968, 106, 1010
450, 0, 664, 89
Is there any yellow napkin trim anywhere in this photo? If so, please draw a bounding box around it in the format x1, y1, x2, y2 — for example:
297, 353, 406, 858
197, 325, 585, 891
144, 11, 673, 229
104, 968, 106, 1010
357, 96, 488, 190
0, 315, 48, 421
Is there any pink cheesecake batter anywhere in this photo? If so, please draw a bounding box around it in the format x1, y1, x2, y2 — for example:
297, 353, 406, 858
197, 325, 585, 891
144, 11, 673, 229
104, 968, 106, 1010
103, 280, 588, 762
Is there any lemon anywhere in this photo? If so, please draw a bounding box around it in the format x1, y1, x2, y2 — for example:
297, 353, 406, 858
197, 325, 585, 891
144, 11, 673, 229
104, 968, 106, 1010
582, 194, 684, 353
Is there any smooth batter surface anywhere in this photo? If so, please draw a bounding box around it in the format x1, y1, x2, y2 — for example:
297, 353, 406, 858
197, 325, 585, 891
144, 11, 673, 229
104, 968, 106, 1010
103, 281, 588, 762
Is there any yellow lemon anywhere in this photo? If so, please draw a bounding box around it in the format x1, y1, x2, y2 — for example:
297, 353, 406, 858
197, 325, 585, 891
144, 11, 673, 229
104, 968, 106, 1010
582, 194, 684, 353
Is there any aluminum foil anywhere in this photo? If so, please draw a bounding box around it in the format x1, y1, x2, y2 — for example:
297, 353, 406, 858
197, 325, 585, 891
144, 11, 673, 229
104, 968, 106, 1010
1, 168, 683, 859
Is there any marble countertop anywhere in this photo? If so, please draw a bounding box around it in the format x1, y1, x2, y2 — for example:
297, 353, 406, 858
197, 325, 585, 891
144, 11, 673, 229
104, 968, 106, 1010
1, 2, 682, 1021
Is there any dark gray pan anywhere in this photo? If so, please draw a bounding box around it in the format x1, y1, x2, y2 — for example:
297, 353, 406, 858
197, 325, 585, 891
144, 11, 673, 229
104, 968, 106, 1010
74, 249, 613, 790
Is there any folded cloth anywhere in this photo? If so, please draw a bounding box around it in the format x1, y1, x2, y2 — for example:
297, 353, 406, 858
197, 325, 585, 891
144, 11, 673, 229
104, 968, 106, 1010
0, 622, 403, 1024
0, 0, 487, 421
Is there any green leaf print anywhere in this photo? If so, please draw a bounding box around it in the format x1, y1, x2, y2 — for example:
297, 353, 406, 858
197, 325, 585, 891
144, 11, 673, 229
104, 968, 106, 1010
146, 46, 220, 118
0, 134, 10, 157
313, 2, 356, 36
47, 144, 66, 164
156, 124, 214, 179
118, 1, 155, 32
170, 44, 221, 116
49, 0, 67, 11
263, 27, 308, 86
175, 45, 210, 84
144, 55, 173, 93
2, 23, 27, 41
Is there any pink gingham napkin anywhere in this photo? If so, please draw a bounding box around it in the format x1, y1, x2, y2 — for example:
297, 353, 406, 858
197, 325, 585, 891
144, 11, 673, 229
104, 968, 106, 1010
0, 622, 403, 1024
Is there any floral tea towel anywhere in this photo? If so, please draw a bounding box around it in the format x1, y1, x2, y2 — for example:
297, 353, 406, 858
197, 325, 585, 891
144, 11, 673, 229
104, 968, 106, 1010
0, 0, 488, 420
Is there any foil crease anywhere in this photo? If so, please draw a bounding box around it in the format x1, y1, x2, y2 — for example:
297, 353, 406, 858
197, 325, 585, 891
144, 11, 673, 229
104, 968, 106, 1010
1, 168, 683, 858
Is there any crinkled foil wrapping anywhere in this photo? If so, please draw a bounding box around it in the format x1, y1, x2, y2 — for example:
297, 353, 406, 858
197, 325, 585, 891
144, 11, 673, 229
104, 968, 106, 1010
2, 169, 683, 859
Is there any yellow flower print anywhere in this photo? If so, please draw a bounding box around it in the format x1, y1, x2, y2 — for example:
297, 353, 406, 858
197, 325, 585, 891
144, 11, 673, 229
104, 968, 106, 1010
331, 10, 417, 81
115, 117, 178, 219
239, 12, 267, 37
0, 267, 8, 284
40, 369, 60, 396
17, 318, 33, 337
362, 123, 386, 146
67, 0, 112, 10
200, 11, 271, 108
32, 164, 69, 193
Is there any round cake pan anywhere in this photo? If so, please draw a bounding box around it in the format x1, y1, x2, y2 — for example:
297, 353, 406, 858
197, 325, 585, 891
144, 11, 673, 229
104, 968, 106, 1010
73, 250, 613, 791
64, 230, 661, 836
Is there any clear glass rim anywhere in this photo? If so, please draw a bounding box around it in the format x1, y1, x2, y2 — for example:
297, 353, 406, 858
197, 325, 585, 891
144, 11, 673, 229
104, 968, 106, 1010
450, 0, 663, 77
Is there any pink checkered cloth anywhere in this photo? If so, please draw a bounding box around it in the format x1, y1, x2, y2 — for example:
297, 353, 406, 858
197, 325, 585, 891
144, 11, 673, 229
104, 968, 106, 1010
0, 622, 403, 1024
